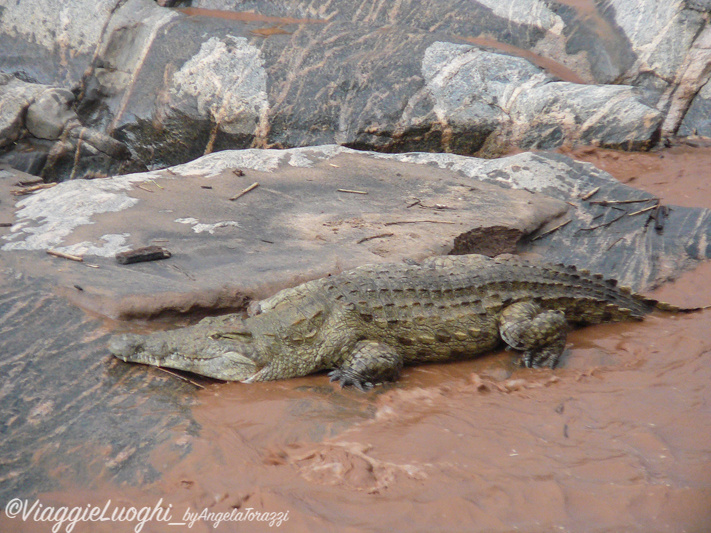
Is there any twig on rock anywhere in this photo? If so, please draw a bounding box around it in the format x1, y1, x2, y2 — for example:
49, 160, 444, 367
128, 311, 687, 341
47, 249, 84, 262
337, 188, 368, 195
589, 198, 658, 206
384, 220, 455, 226
628, 204, 659, 217
156, 367, 206, 389
357, 232, 394, 244
230, 181, 259, 201
12, 183, 57, 195
578, 212, 627, 232
532, 219, 571, 241
579, 187, 600, 201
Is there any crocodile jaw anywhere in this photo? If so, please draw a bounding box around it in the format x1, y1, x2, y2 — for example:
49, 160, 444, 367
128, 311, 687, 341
108, 333, 259, 382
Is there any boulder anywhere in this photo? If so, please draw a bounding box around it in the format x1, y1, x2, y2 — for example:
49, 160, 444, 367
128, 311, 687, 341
679, 78, 711, 136
25, 87, 77, 140
0, 76, 135, 180
0, 74, 47, 147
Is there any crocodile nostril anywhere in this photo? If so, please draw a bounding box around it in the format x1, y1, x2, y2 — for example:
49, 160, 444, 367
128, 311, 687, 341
108, 334, 143, 360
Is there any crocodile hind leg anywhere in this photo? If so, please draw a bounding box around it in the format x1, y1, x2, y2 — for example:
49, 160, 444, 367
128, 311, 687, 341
498, 301, 568, 369
329, 341, 404, 391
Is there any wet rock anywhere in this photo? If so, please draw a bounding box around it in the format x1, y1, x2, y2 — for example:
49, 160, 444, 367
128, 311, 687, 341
0, 143, 49, 176
0, 0, 141, 86
419, 43, 661, 153
604, 0, 707, 88
0, 279, 201, 502
1, 0, 710, 170
659, 23, 711, 136
0, 75, 47, 148
679, 79, 711, 136
25, 88, 76, 140
0, 76, 134, 179
0, 145, 568, 317
1, 145, 709, 321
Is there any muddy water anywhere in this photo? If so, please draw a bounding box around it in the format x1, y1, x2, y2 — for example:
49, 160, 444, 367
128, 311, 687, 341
3, 146, 706, 533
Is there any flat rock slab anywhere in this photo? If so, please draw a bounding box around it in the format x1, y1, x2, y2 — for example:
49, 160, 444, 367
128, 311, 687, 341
1, 147, 566, 318
2, 146, 710, 320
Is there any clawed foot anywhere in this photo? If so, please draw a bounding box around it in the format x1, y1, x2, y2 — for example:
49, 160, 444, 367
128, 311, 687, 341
328, 369, 374, 392
521, 350, 560, 369
499, 301, 568, 371
512, 347, 563, 368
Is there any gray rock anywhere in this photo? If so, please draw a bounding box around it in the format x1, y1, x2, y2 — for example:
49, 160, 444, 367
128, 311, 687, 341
603, 0, 705, 86
2, 0, 710, 177
104, 25, 662, 166
25, 88, 76, 140
0, 77, 133, 178
679, 78, 711, 136
0, 76, 46, 147
1, 146, 708, 320
0, 0, 129, 86
419, 43, 662, 152
685, 0, 711, 11
0, 146, 567, 317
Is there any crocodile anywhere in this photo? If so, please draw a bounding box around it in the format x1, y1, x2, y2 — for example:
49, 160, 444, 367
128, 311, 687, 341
108, 254, 702, 390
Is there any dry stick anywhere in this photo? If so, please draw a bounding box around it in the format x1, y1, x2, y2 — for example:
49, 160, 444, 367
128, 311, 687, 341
15, 177, 44, 187
579, 212, 627, 231
336, 188, 368, 195
606, 236, 625, 251
47, 249, 84, 262
357, 232, 394, 244
384, 220, 456, 226
69, 136, 83, 181
135, 184, 153, 193
12, 183, 57, 195
532, 219, 571, 241
579, 187, 600, 201
628, 204, 659, 217
589, 198, 658, 206
155, 367, 205, 389
230, 181, 259, 201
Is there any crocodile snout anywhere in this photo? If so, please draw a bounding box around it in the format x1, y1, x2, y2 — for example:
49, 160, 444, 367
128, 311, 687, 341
108, 334, 145, 361
108, 326, 260, 381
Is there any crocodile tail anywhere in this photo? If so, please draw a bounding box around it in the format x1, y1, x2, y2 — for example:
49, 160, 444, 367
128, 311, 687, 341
653, 300, 711, 313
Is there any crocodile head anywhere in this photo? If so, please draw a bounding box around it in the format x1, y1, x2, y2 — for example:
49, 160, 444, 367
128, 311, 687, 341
109, 328, 260, 382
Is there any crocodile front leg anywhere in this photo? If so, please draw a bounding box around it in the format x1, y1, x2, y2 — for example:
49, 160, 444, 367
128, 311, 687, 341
328, 341, 404, 391
498, 301, 568, 369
